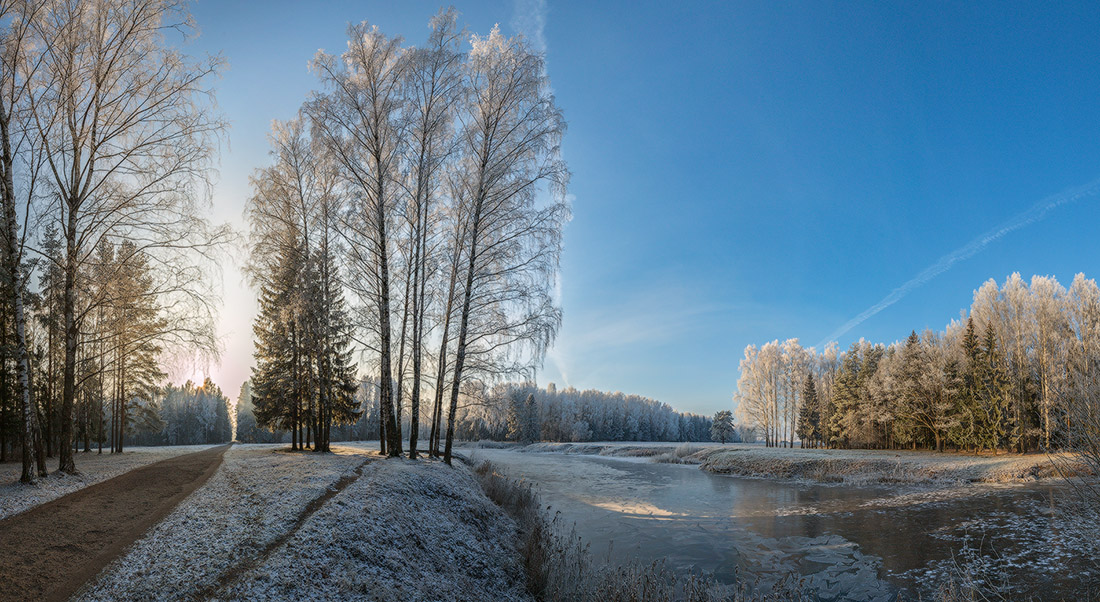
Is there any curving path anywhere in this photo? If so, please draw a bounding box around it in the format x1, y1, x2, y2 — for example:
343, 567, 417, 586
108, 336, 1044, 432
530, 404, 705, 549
0, 444, 230, 602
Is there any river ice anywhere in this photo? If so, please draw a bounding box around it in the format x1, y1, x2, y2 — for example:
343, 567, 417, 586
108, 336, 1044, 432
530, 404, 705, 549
470, 448, 1095, 601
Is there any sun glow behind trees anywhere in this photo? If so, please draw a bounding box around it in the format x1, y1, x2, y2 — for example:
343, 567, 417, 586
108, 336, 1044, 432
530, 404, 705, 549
0, 0, 231, 481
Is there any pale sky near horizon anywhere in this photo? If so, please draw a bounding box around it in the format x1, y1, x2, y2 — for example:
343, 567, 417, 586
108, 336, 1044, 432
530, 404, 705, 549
181, 1, 1100, 418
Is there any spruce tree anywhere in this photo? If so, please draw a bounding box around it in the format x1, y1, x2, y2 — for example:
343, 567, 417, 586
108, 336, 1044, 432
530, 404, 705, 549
954, 317, 982, 451
797, 373, 819, 447
313, 249, 360, 451
710, 409, 735, 443
830, 343, 863, 448
977, 322, 1011, 452
251, 245, 302, 446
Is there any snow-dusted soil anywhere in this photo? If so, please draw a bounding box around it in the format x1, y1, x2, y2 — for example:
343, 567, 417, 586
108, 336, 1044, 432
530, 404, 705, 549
220, 457, 532, 602
74, 443, 369, 602
0, 444, 216, 520
693, 445, 1090, 485
76, 442, 532, 602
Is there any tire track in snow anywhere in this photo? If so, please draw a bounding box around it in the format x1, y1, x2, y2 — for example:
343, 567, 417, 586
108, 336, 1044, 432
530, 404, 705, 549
194, 457, 372, 600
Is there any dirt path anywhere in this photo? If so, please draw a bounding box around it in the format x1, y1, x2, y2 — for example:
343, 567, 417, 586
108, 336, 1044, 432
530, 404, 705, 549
0, 444, 230, 602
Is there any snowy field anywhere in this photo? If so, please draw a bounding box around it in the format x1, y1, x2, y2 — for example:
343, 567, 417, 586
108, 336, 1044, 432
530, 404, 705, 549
0, 444, 217, 520
466, 440, 1091, 485
75, 443, 531, 602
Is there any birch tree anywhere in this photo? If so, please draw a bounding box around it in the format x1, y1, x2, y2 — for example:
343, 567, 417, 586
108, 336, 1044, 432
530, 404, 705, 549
396, 9, 463, 458
0, 0, 47, 482
441, 27, 568, 465
309, 23, 406, 457
28, 0, 226, 473
1031, 275, 1068, 449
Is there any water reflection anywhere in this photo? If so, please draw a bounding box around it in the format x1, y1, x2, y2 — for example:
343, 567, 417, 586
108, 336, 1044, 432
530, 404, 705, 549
473, 449, 1087, 601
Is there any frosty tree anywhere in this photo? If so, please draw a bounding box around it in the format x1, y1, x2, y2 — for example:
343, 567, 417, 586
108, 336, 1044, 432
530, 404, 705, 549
309, 23, 407, 457
440, 26, 569, 465
710, 410, 734, 444
26, 0, 227, 473
246, 118, 359, 452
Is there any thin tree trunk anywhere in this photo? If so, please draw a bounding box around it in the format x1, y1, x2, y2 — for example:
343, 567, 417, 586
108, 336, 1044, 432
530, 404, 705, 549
444, 190, 485, 466
1, 101, 45, 480
393, 249, 413, 457
394, 262, 411, 455
408, 194, 426, 460
58, 203, 78, 474
46, 311, 53, 458
378, 384, 386, 455
374, 174, 400, 457
118, 349, 126, 453
431, 245, 460, 458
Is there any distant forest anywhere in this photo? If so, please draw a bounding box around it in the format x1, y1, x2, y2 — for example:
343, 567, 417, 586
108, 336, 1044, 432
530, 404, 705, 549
236, 380, 714, 445
737, 273, 1100, 453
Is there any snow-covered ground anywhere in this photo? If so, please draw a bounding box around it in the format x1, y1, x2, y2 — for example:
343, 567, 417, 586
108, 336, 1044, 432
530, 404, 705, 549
465, 440, 684, 458
75, 443, 532, 602
74, 444, 369, 602
0, 444, 216, 520
220, 457, 532, 602
693, 444, 1089, 485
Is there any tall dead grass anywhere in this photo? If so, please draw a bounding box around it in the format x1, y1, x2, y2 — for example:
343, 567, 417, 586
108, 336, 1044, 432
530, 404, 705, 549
697, 448, 1090, 485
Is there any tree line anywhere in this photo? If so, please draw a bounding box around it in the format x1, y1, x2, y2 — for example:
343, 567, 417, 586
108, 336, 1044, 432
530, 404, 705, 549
246, 9, 569, 464
0, 0, 228, 483
119, 379, 232, 447
492, 382, 713, 443
237, 379, 714, 446
736, 272, 1100, 453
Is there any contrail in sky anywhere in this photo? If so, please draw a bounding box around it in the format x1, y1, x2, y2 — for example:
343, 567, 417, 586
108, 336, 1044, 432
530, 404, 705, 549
817, 178, 1100, 348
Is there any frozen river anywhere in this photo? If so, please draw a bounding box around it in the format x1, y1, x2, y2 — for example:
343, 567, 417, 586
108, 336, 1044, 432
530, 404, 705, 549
470, 448, 1093, 601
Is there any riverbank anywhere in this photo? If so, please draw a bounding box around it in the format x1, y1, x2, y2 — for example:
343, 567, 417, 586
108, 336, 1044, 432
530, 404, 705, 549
693, 445, 1089, 485
473, 446, 1095, 601
462, 440, 1091, 485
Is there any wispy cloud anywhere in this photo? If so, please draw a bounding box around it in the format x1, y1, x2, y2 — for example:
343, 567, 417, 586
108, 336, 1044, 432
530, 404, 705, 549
510, 0, 547, 53
818, 178, 1100, 348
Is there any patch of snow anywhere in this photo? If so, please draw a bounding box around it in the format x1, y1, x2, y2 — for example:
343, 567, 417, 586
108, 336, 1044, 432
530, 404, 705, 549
76, 443, 532, 602
695, 445, 1089, 485
218, 457, 533, 602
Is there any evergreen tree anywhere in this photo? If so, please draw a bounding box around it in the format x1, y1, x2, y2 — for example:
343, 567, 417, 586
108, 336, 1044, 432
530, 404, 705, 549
896, 331, 952, 451
522, 394, 540, 443
829, 343, 863, 448
976, 322, 1011, 452
952, 317, 982, 450
506, 389, 527, 441
711, 409, 735, 443
311, 248, 361, 452
797, 373, 820, 447
251, 245, 302, 445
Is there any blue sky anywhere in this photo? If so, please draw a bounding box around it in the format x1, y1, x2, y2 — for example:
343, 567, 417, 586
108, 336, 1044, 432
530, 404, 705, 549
189, 1, 1100, 417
